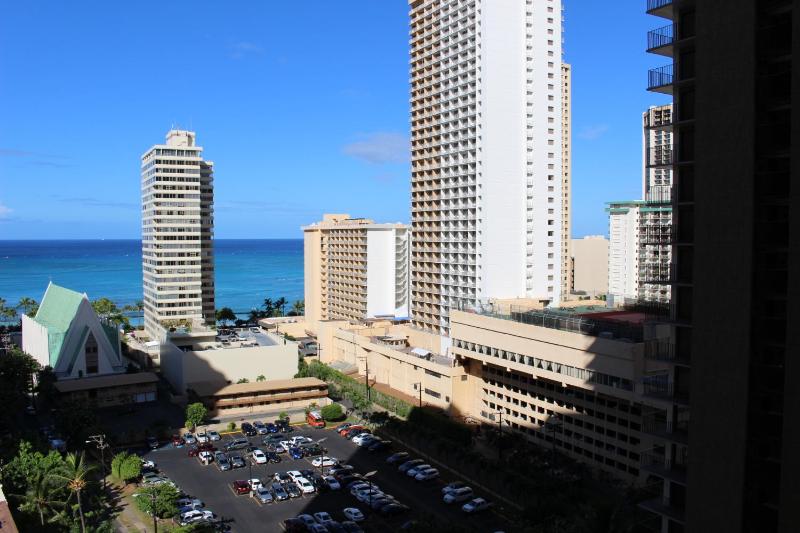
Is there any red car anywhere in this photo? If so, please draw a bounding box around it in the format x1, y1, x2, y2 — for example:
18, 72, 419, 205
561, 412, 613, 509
231, 480, 250, 495
198, 443, 216, 452
340, 425, 363, 437
172, 435, 186, 447
187, 445, 200, 457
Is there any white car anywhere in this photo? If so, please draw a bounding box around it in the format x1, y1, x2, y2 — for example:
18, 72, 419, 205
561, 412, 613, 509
406, 464, 431, 477
353, 435, 377, 447
443, 486, 474, 504
286, 470, 304, 481
180, 509, 214, 525
343, 508, 365, 522
196, 432, 209, 443
295, 477, 315, 494
415, 468, 440, 481
442, 481, 467, 495
349, 483, 372, 495
311, 456, 339, 468
313, 511, 334, 525
177, 498, 203, 510
208, 430, 221, 441
252, 450, 267, 464
323, 475, 341, 490
140, 459, 156, 469
462, 497, 492, 514
197, 451, 214, 464
248, 478, 262, 491
355, 489, 385, 503
290, 435, 313, 446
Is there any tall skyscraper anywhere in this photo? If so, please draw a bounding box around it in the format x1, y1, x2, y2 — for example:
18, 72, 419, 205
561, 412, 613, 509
409, 0, 565, 337
561, 63, 573, 300
140, 130, 215, 337
303, 214, 410, 325
641, 1, 798, 532
607, 199, 641, 301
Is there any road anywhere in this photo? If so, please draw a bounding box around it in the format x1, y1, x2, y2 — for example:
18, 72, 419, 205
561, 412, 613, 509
144, 425, 511, 532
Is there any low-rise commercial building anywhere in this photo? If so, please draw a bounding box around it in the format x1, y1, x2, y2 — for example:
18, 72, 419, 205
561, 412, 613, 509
189, 377, 328, 417
450, 302, 672, 484
53, 373, 158, 407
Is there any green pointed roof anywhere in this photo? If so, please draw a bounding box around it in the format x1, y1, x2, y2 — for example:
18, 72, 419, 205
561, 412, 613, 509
33, 283, 87, 365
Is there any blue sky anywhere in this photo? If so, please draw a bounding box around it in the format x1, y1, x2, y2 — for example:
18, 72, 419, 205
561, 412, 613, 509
0, 1, 669, 240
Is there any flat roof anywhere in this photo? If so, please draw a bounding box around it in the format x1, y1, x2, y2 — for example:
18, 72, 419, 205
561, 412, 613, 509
54, 372, 158, 393
189, 377, 327, 397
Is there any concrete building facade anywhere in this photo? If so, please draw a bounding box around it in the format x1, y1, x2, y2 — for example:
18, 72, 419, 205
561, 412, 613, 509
607, 201, 641, 302
561, 63, 573, 302
409, 0, 566, 337
303, 214, 409, 326
571, 236, 609, 296
141, 130, 215, 337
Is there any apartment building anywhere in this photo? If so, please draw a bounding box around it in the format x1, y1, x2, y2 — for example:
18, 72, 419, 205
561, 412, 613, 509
607, 200, 641, 302
571, 235, 609, 296
141, 130, 215, 337
562, 63, 573, 302
409, 0, 566, 338
303, 214, 409, 325
450, 302, 672, 484
644, 1, 800, 532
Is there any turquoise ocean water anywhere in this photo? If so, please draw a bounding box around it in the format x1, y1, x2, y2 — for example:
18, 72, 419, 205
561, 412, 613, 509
0, 240, 303, 316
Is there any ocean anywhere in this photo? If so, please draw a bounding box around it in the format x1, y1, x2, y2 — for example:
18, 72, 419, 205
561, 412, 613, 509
0, 240, 304, 317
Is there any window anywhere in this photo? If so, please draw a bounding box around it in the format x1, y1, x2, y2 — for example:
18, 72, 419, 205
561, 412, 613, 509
85, 333, 99, 374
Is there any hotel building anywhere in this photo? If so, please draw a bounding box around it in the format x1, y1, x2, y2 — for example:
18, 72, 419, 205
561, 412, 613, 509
644, 1, 799, 532
571, 235, 609, 296
140, 130, 215, 337
409, 0, 567, 337
561, 63, 573, 302
303, 214, 409, 325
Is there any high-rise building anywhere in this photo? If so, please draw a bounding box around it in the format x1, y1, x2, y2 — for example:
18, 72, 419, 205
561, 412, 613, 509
409, 0, 565, 338
607, 200, 641, 301
140, 130, 215, 337
303, 214, 409, 325
641, 1, 799, 532
561, 63, 573, 302
571, 235, 608, 296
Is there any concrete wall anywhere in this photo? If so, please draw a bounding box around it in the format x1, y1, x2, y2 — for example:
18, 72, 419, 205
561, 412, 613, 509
366, 229, 396, 318
572, 236, 609, 295
21, 314, 50, 368
304, 230, 322, 326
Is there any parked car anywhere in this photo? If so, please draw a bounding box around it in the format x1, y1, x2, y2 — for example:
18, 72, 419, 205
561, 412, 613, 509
183, 433, 197, 445
415, 468, 439, 481
314, 512, 335, 525
266, 422, 278, 433
341, 521, 365, 533
368, 440, 391, 452
141, 458, 156, 469
284, 482, 301, 498
253, 485, 273, 504
196, 432, 209, 443
272, 482, 289, 501
380, 503, 410, 516
267, 443, 287, 454
386, 452, 409, 464
231, 480, 250, 495
297, 514, 317, 528
288, 447, 304, 460
214, 452, 231, 471
370, 496, 397, 511
443, 487, 474, 504
283, 518, 307, 532
334, 422, 353, 433
355, 488, 385, 503
197, 451, 214, 465
266, 451, 282, 463
352, 435, 376, 447
300, 444, 323, 457
329, 464, 354, 476
141, 472, 166, 485
345, 428, 369, 440
241, 422, 257, 436
252, 449, 268, 464
398, 459, 425, 473
339, 425, 363, 437
187, 445, 200, 457
286, 470, 304, 481
225, 438, 249, 451
208, 430, 221, 441
335, 473, 362, 486
406, 464, 431, 477
441, 481, 467, 495
273, 472, 293, 483
324, 475, 341, 490
248, 478, 263, 491
198, 442, 216, 452
230, 454, 246, 469
295, 477, 315, 494
312, 456, 339, 468
253, 421, 268, 434
343, 508, 365, 522
462, 497, 492, 514
180, 509, 215, 526
172, 435, 186, 447
177, 497, 203, 510
146, 437, 159, 450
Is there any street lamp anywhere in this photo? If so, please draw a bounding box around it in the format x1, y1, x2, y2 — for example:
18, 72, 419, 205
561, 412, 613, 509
363, 469, 378, 509
412, 382, 422, 408
86, 434, 109, 493
357, 356, 371, 406
315, 437, 328, 476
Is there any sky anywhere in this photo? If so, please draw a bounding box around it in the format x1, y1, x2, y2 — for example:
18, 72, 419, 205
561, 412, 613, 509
0, 1, 670, 240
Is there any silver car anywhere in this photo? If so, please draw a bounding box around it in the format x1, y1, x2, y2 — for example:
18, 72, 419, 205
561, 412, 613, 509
253, 485, 273, 504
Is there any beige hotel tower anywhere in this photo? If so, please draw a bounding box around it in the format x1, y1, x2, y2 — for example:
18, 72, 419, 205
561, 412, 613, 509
141, 130, 215, 337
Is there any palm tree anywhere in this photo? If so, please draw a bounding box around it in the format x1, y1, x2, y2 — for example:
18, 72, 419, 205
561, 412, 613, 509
291, 300, 305, 316
16, 297, 39, 317
0, 297, 17, 322
15, 468, 62, 527
50, 452, 95, 533
274, 297, 288, 317
256, 375, 266, 382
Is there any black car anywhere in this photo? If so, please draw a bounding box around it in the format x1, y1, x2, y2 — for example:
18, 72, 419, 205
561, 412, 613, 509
241, 422, 257, 436
336, 473, 363, 486
283, 518, 306, 532
229, 454, 246, 468
262, 434, 285, 444
380, 503, 411, 516
266, 451, 281, 463
146, 436, 159, 450
368, 440, 391, 452
284, 482, 301, 498
301, 445, 323, 457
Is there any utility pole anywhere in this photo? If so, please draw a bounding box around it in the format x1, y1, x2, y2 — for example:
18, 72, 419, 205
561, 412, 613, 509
151, 489, 158, 533
86, 434, 109, 493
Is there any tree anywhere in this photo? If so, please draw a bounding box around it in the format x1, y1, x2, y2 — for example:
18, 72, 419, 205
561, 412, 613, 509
256, 374, 266, 382
236, 378, 249, 384
295, 356, 309, 378
215, 307, 236, 326
227, 422, 236, 432
0, 348, 40, 425
16, 296, 39, 317
290, 300, 305, 316
185, 402, 207, 431
5, 442, 67, 528
262, 298, 275, 317
0, 297, 18, 322
54, 398, 98, 445
134, 483, 179, 519
110, 452, 141, 485
274, 297, 288, 317
278, 411, 289, 421
91, 298, 129, 328
320, 403, 344, 421
50, 452, 95, 533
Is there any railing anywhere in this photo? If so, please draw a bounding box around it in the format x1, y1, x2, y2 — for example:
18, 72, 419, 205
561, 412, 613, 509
648, 64, 674, 90
644, 339, 675, 361
641, 376, 690, 403
640, 229, 672, 245
645, 147, 673, 167
648, 24, 675, 50
647, 0, 673, 12
641, 417, 690, 440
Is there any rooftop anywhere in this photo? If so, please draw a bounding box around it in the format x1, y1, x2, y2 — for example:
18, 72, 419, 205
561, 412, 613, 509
53, 372, 158, 393
188, 377, 327, 398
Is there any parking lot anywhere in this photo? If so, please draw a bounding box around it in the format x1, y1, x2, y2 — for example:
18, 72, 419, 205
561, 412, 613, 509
144, 424, 511, 532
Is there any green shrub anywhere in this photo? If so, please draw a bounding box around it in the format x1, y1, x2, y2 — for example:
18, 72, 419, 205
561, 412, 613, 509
320, 403, 344, 421
227, 421, 236, 432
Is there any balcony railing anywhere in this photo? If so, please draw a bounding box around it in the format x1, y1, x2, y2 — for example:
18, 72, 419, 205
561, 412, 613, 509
641, 451, 688, 483
648, 64, 674, 92
647, 24, 675, 52
646, 0, 674, 17
645, 147, 673, 167
641, 375, 690, 404
639, 229, 673, 245
641, 416, 690, 443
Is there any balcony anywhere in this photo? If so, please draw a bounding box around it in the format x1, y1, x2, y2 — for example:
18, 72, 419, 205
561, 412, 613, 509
641, 415, 689, 444
639, 228, 672, 245
641, 452, 688, 484
648, 64, 674, 94
645, 147, 673, 168
641, 375, 690, 405
646, 0, 674, 20
647, 24, 675, 56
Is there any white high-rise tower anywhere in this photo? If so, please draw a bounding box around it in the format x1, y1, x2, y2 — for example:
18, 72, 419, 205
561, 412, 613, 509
141, 130, 215, 337
409, 0, 565, 336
